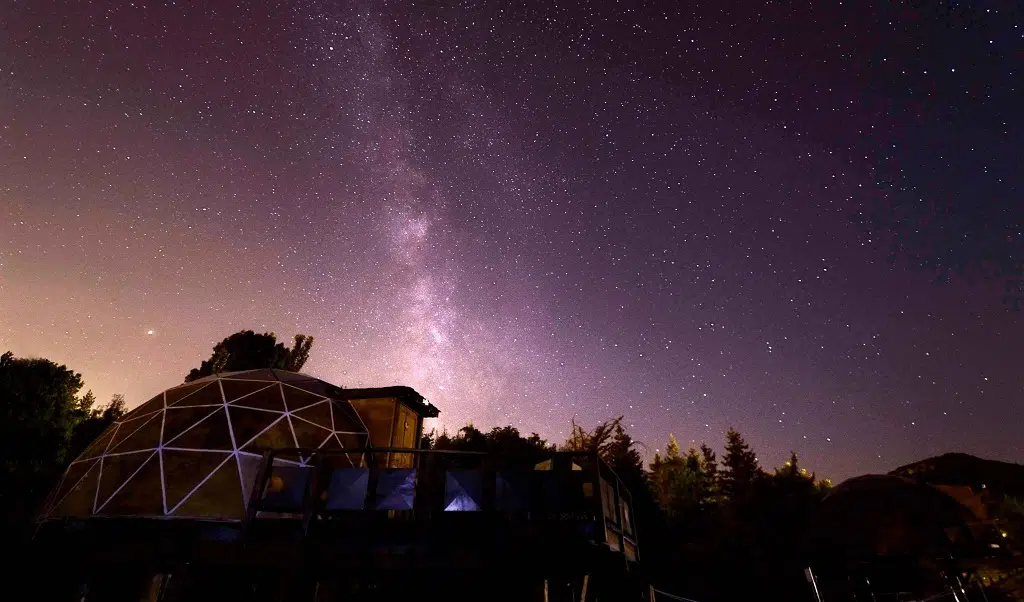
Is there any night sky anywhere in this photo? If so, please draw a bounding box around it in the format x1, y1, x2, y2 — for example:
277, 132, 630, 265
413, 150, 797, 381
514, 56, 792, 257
2, 1, 1021, 480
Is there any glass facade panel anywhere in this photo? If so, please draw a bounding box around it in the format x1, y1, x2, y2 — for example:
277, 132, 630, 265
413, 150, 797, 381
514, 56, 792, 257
325, 468, 369, 511
376, 469, 416, 510
444, 470, 483, 511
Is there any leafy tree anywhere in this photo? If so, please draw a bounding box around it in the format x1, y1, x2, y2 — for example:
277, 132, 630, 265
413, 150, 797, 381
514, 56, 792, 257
185, 331, 315, 382
427, 424, 553, 456
0, 351, 88, 526
104, 393, 127, 420
563, 417, 649, 503
563, 416, 622, 457
282, 334, 314, 371
721, 428, 762, 501
78, 390, 97, 413
68, 394, 127, 461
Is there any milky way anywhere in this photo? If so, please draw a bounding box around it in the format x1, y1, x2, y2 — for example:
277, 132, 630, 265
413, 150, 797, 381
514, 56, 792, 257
2, 1, 1021, 479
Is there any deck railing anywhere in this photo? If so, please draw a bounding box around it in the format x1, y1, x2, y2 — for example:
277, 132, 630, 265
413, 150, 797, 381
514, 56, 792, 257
244, 447, 639, 562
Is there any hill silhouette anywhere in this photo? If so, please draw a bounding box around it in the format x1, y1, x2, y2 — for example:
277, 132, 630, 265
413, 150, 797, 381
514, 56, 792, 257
890, 452, 1024, 497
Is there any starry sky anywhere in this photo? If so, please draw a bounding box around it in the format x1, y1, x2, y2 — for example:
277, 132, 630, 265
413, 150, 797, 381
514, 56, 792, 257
2, 0, 1021, 480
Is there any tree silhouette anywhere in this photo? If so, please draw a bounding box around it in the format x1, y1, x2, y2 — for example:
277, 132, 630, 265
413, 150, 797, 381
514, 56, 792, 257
0, 352, 88, 527
282, 334, 314, 371
700, 443, 720, 500
426, 424, 553, 456
185, 331, 315, 382
68, 393, 127, 461
563, 415, 622, 457
721, 428, 762, 502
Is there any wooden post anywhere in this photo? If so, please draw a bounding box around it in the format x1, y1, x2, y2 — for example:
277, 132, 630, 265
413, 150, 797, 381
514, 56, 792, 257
649, 585, 656, 602
543, 579, 549, 602
580, 574, 589, 602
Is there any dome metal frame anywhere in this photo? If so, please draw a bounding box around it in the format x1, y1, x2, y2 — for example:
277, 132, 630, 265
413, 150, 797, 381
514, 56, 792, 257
42, 369, 370, 521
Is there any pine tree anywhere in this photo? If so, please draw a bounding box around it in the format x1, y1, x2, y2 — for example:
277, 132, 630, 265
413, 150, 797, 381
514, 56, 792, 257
665, 433, 682, 460
721, 428, 760, 501
776, 451, 800, 480
700, 442, 719, 498
606, 421, 644, 482
650, 434, 720, 521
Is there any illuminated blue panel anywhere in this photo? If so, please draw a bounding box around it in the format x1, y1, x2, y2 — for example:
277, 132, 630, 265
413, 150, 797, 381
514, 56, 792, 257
376, 469, 417, 510
444, 470, 482, 511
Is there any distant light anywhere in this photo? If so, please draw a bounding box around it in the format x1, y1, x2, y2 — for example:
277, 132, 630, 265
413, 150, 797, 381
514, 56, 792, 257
1002, 531, 1008, 538
147, 330, 155, 335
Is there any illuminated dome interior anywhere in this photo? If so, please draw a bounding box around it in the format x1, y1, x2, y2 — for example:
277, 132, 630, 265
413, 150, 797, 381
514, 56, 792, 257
43, 369, 369, 521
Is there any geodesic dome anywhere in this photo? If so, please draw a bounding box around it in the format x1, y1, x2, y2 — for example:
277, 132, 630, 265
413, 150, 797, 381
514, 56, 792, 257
42, 369, 369, 521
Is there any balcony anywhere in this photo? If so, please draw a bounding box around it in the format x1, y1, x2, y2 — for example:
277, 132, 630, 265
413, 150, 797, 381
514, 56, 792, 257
244, 447, 640, 571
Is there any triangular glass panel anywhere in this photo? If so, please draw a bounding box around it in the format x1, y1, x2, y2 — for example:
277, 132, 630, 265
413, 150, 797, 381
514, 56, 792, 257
166, 408, 231, 450
107, 413, 160, 451
237, 453, 265, 504
227, 369, 279, 381
220, 380, 275, 404
330, 402, 367, 433
291, 415, 332, 450
228, 406, 284, 449
170, 383, 222, 407
165, 382, 213, 406
97, 451, 156, 508
319, 435, 360, 468
285, 380, 335, 398
108, 412, 163, 454
51, 460, 101, 517
173, 456, 244, 519
319, 433, 344, 451
130, 393, 165, 418
229, 383, 284, 411
75, 423, 118, 461
281, 385, 325, 412
162, 406, 218, 445
162, 450, 232, 510
49, 460, 97, 513
242, 417, 296, 453
336, 431, 369, 450
98, 454, 163, 515
293, 400, 333, 431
